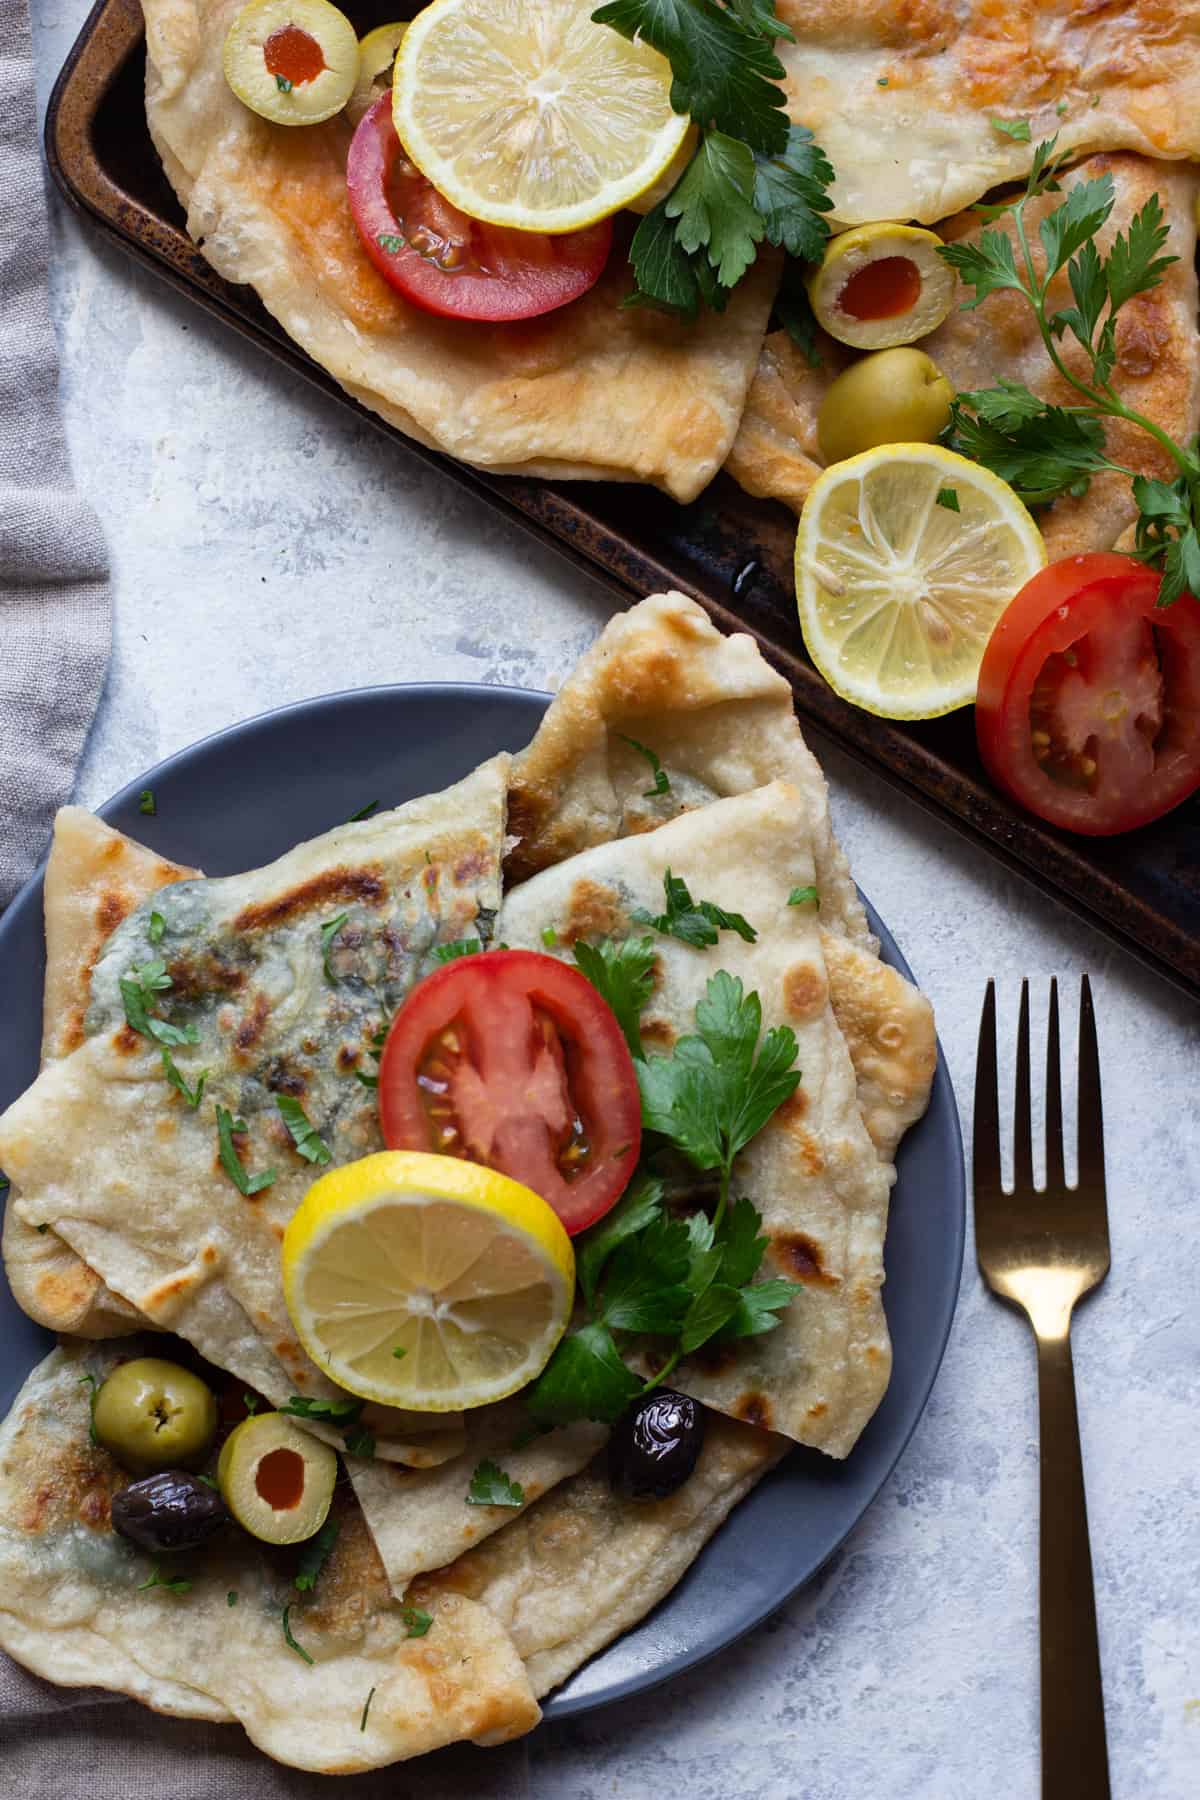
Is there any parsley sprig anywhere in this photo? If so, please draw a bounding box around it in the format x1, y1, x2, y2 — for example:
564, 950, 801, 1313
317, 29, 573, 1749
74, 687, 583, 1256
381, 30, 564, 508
594, 1, 832, 317
120, 960, 197, 1049
938, 137, 1197, 604
525, 968, 802, 1426
466, 1459, 525, 1507
632, 870, 757, 949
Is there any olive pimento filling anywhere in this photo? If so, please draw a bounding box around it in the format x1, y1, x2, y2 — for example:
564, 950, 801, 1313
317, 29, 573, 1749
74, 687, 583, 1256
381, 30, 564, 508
255, 1446, 307, 1510
263, 25, 326, 87
839, 255, 922, 321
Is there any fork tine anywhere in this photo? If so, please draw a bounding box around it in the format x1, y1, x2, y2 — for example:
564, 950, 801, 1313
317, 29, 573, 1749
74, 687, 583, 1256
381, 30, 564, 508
1013, 977, 1034, 1192
973, 979, 1003, 1203
1076, 974, 1106, 1198
1045, 977, 1066, 1192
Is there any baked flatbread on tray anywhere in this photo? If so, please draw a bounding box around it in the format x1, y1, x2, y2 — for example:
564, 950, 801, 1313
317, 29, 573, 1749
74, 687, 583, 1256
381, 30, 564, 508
500, 782, 895, 1456
778, 0, 1200, 225
0, 761, 512, 1467
140, 0, 778, 503
0, 1340, 539, 1769
411, 1413, 788, 1699
726, 155, 1200, 557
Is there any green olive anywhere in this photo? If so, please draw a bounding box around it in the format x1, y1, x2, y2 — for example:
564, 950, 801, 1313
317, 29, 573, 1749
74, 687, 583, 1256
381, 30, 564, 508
217, 1411, 337, 1545
817, 348, 955, 466
93, 1358, 218, 1474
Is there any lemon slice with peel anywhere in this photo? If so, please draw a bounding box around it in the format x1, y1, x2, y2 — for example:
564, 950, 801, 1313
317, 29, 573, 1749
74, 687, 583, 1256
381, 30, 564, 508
795, 444, 1046, 719
282, 1151, 575, 1411
392, 0, 690, 234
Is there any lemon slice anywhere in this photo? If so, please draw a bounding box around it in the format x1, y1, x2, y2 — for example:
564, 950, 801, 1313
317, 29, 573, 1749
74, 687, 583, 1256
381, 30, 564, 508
282, 1151, 575, 1411
795, 445, 1046, 719
392, 0, 690, 234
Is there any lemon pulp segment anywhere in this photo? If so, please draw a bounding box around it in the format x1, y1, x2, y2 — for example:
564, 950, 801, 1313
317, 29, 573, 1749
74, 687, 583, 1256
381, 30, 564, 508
795, 445, 1046, 719
393, 0, 690, 233
282, 1152, 575, 1411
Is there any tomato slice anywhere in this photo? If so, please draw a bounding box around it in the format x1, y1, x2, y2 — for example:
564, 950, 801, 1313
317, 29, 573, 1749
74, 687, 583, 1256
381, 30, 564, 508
976, 552, 1200, 835
345, 96, 612, 323
378, 950, 641, 1235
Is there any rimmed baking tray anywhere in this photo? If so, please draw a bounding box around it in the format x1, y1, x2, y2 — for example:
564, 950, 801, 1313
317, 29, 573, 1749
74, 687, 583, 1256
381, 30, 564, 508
44, 0, 1200, 1000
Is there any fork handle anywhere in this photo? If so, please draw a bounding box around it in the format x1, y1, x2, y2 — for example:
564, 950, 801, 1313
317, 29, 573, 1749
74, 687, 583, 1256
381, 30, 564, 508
1037, 1328, 1110, 1799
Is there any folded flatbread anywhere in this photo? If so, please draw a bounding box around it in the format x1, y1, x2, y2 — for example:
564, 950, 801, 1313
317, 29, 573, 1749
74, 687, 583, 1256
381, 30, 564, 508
0, 1339, 539, 1769
726, 155, 1200, 561
0, 761, 512, 1465
2, 810, 199, 1340
505, 593, 936, 1159
141, 0, 778, 502
411, 1412, 788, 1698
778, 0, 1200, 225
500, 781, 895, 1456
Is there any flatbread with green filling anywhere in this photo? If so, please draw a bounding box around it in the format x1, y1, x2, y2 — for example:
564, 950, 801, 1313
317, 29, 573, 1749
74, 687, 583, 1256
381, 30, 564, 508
0, 760, 512, 1466
0, 1339, 540, 1769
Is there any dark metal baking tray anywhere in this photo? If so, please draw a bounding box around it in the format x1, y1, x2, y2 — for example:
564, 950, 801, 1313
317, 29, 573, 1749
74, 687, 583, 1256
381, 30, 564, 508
45, 0, 1200, 1000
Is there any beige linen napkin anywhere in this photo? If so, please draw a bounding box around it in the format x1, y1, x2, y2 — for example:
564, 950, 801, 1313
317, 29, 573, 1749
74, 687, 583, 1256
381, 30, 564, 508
0, 0, 111, 910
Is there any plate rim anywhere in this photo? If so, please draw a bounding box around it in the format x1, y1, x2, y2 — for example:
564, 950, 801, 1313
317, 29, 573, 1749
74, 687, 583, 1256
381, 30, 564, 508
0, 679, 965, 1724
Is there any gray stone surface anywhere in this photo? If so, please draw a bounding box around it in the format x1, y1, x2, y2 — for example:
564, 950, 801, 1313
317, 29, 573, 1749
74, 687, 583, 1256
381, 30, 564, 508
23, 8, 1200, 1794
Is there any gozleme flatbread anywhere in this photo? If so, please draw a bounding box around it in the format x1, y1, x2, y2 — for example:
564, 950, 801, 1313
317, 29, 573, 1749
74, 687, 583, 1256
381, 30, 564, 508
777, 0, 1200, 226
140, 0, 778, 503
726, 155, 1200, 561
0, 760, 513, 1466
499, 781, 894, 1456
411, 1413, 788, 1699
347, 1401, 606, 1597
2, 809, 199, 1340
0, 1340, 540, 1769
505, 593, 936, 1157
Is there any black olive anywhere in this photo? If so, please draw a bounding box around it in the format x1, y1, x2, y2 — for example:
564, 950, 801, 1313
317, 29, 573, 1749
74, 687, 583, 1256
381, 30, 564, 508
608, 1390, 706, 1502
111, 1469, 229, 1554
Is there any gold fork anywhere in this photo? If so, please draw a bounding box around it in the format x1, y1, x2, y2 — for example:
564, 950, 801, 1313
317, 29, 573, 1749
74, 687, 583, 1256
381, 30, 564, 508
974, 976, 1111, 1800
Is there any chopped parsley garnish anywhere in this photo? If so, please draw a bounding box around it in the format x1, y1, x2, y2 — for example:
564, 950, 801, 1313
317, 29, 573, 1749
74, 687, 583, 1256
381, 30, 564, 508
360, 1686, 376, 1731
431, 938, 483, 963
377, 233, 405, 254
282, 1603, 314, 1664
594, 1, 832, 318
392, 1345, 408, 1360
353, 1069, 379, 1090
275, 74, 293, 94
572, 934, 657, 1060
138, 1565, 192, 1596
148, 911, 166, 944
138, 789, 156, 815
939, 136, 1198, 603
787, 885, 820, 908
935, 487, 960, 513
617, 733, 671, 798
120, 960, 198, 1049
526, 970, 802, 1426
242, 1393, 260, 1415
78, 1373, 99, 1445
400, 1603, 433, 1639
320, 913, 349, 984
541, 925, 558, 949
294, 1519, 338, 1592
215, 1106, 276, 1197
991, 116, 1032, 141
632, 869, 756, 949
279, 1395, 364, 1424
347, 800, 379, 822
161, 1047, 207, 1109
276, 1095, 332, 1166
467, 1459, 525, 1508
344, 1429, 376, 1459
227, 1590, 238, 1607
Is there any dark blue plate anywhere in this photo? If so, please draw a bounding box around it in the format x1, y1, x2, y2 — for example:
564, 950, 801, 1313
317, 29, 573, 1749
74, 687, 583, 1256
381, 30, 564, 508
0, 683, 964, 1719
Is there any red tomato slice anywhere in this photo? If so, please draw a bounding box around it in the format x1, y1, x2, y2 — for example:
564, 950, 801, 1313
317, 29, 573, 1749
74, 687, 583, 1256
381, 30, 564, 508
976, 552, 1200, 835
378, 949, 642, 1236
345, 96, 612, 323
